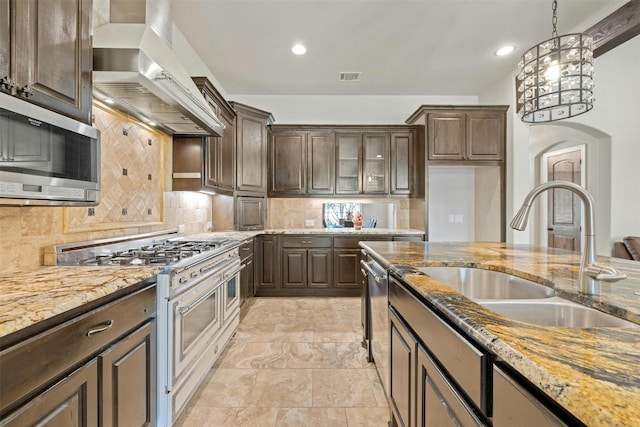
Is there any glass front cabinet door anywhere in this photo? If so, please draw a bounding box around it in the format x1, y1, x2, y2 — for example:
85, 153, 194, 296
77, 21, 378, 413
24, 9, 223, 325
363, 133, 389, 194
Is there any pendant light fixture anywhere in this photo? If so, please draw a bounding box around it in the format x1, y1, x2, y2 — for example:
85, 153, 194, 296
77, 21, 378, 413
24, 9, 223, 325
517, 0, 594, 123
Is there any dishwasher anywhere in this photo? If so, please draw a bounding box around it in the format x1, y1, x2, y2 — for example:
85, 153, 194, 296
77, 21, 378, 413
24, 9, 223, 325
361, 254, 390, 396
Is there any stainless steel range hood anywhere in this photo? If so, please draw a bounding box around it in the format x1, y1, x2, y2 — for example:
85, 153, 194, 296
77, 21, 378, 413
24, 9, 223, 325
92, 0, 223, 137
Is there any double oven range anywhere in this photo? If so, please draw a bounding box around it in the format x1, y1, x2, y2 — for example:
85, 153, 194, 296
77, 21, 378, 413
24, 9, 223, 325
49, 230, 243, 426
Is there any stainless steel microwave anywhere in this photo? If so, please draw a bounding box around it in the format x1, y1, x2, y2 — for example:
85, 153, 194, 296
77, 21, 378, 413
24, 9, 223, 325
0, 93, 100, 206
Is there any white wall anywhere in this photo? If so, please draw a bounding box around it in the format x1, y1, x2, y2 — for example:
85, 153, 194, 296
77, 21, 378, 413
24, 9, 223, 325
228, 95, 477, 124
428, 168, 475, 241
479, 36, 640, 254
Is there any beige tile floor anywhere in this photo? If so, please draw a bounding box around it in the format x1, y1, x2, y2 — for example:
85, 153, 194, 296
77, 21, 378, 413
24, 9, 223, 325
174, 297, 391, 427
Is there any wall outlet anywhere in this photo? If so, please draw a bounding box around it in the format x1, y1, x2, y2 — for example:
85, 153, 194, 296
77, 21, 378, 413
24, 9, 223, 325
207, 221, 213, 231
178, 224, 186, 233
448, 214, 455, 223
305, 219, 315, 227
454, 214, 463, 223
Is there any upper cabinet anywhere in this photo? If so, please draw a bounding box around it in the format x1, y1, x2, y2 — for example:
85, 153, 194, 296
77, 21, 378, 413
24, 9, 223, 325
270, 125, 415, 197
412, 106, 508, 162
335, 133, 362, 195
231, 102, 273, 195
193, 77, 236, 195
362, 133, 390, 194
390, 131, 414, 195
270, 132, 306, 195
1, 0, 93, 124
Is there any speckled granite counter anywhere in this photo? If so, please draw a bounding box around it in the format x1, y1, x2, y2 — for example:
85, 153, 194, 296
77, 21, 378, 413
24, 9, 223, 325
0, 266, 162, 341
360, 241, 640, 427
190, 227, 425, 241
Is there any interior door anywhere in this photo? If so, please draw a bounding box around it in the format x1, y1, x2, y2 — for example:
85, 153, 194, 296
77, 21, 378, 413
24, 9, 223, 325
547, 149, 582, 251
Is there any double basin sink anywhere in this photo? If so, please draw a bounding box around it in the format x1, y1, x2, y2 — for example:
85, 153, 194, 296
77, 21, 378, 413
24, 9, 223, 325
418, 267, 637, 329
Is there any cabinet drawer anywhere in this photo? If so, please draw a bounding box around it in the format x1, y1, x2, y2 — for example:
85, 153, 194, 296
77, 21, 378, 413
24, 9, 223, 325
493, 366, 567, 427
0, 285, 156, 414
389, 278, 490, 415
419, 345, 485, 427
239, 240, 254, 258
282, 236, 332, 248
334, 236, 392, 248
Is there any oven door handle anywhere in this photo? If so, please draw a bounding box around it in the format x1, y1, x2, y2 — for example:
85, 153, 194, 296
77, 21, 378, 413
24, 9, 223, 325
360, 260, 381, 283
222, 262, 245, 279
179, 287, 218, 316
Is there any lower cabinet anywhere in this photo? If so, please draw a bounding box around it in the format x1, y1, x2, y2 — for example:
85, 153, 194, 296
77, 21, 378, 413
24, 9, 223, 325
255, 234, 422, 297
0, 359, 99, 427
239, 239, 255, 319
0, 284, 157, 426
388, 276, 575, 427
282, 237, 332, 290
389, 307, 417, 427
493, 366, 569, 427
255, 235, 278, 293
99, 321, 155, 427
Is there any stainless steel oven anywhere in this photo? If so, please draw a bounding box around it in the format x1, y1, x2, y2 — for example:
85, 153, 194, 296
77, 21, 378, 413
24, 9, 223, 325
361, 254, 389, 397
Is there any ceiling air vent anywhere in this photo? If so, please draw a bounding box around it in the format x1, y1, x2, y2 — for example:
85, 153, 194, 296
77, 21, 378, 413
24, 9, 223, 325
339, 72, 361, 81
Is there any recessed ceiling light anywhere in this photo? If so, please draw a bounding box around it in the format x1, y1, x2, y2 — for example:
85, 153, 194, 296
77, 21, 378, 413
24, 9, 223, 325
495, 45, 516, 56
292, 44, 306, 55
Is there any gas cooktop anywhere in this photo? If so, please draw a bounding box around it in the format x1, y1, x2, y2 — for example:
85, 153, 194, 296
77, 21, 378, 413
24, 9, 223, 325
47, 230, 234, 267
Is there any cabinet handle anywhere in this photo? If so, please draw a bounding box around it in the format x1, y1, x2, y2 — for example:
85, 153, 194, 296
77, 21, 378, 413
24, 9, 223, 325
86, 320, 114, 337
18, 85, 34, 98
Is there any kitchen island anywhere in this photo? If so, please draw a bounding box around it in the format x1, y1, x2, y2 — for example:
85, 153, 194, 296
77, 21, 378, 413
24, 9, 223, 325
360, 240, 640, 427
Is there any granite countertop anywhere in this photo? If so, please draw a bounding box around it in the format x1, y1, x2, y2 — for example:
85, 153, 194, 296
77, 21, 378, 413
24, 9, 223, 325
0, 266, 163, 341
359, 241, 640, 427
192, 228, 425, 240
1, 228, 423, 342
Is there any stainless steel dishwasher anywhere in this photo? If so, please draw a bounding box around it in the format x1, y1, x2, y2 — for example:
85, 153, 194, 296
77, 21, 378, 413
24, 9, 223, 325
361, 255, 389, 396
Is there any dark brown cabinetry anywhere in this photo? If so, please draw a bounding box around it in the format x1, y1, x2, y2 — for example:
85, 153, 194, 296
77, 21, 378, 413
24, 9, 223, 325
255, 234, 422, 297
282, 237, 333, 290
389, 307, 417, 427
239, 239, 255, 319
235, 196, 266, 231
0, 284, 156, 426
308, 132, 335, 194
270, 126, 415, 197
172, 136, 204, 191
362, 133, 390, 194
404, 106, 507, 162
390, 132, 414, 195
172, 78, 238, 194
232, 102, 273, 194
99, 322, 155, 427
270, 132, 306, 195
1, 0, 93, 124
193, 77, 237, 194
255, 235, 278, 293
0, 359, 99, 427
336, 132, 362, 194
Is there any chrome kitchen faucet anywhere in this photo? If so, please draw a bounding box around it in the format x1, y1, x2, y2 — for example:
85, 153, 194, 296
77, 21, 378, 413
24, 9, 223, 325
511, 181, 626, 294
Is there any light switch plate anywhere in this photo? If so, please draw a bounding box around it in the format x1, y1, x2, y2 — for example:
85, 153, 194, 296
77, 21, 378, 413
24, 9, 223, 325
305, 219, 315, 227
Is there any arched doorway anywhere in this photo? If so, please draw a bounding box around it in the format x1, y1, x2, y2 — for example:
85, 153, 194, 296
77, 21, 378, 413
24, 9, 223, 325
528, 123, 612, 256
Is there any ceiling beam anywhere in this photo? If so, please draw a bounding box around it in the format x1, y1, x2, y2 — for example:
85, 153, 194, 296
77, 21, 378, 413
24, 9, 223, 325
585, 0, 640, 57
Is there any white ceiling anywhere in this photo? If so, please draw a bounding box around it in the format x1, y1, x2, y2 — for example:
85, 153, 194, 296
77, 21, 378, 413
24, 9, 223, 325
171, 0, 626, 96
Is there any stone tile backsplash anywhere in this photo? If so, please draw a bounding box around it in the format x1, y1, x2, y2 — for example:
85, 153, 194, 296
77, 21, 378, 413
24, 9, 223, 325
0, 104, 212, 271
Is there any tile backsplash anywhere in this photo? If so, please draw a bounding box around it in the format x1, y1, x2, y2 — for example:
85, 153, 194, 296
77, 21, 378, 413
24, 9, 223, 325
268, 198, 412, 229
0, 104, 212, 271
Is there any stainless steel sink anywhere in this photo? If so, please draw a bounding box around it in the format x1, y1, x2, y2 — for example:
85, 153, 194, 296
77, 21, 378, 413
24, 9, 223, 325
418, 267, 554, 300
480, 298, 639, 328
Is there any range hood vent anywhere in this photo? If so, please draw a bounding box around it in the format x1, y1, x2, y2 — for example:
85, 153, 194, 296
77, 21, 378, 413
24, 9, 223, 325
92, 0, 223, 137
